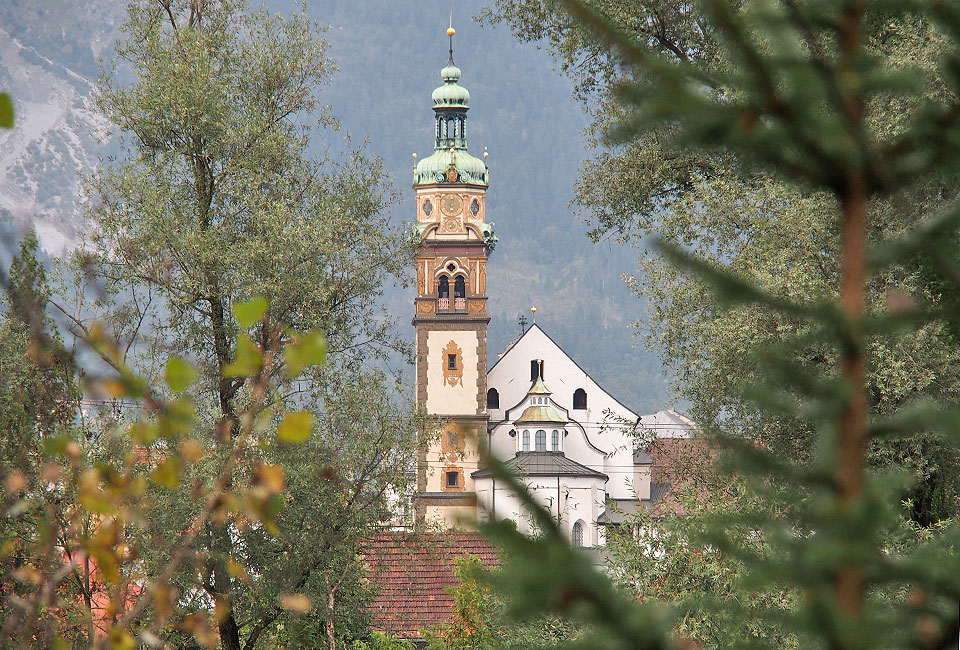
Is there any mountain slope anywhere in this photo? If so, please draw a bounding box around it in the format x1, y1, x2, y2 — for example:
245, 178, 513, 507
0, 0, 674, 412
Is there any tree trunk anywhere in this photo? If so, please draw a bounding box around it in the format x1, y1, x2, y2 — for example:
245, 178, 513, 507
204, 269, 244, 650
83, 551, 94, 644
325, 589, 336, 650
209, 518, 242, 650
219, 611, 243, 650
208, 289, 241, 436
836, 174, 868, 618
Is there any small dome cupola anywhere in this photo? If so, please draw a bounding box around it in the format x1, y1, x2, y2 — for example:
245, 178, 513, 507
433, 60, 469, 108
432, 24, 470, 128
414, 21, 488, 187
514, 375, 568, 454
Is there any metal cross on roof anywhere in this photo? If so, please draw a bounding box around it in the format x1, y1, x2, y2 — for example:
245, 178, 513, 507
518, 314, 528, 335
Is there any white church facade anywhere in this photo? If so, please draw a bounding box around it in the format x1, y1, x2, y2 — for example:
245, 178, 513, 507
409, 26, 695, 547
475, 324, 695, 547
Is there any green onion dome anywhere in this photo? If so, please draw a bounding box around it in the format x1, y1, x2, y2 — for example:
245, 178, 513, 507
432, 65, 470, 107
414, 43, 488, 187
414, 148, 488, 186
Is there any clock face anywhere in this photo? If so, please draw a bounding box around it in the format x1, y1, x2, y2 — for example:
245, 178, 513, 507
440, 194, 463, 216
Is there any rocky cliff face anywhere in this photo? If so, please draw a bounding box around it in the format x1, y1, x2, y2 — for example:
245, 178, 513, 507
0, 1, 123, 258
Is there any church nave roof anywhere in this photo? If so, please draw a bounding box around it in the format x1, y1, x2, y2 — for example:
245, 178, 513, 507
471, 451, 608, 480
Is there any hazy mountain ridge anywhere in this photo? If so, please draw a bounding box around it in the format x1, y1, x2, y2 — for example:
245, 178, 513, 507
0, 0, 674, 413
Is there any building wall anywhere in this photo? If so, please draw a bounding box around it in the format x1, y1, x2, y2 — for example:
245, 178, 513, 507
426, 329, 480, 415
486, 326, 643, 500
424, 503, 478, 529
423, 420, 484, 494
413, 183, 491, 529
475, 474, 605, 547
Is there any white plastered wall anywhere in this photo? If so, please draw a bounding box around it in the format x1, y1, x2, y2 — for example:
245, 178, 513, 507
475, 475, 605, 547
426, 330, 479, 415
486, 325, 643, 500
424, 504, 478, 530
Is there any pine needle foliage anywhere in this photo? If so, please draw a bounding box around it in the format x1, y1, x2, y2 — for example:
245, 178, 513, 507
481, 1, 960, 649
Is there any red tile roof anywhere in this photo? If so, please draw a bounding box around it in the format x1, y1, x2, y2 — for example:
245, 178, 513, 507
362, 531, 499, 640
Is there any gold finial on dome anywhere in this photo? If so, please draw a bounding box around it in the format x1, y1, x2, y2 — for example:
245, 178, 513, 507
446, 13, 457, 66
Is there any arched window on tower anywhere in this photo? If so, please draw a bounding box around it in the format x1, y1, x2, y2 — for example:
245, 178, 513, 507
522, 430, 530, 452
535, 430, 546, 451
573, 388, 587, 410
486, 388, 499, 409
551, 430, 559, 451
453, 276, 466, 311
438, 275, 450, 311
572, 520, 584, 547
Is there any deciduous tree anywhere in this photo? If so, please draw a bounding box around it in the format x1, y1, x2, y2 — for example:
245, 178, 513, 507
48, 1, 420, 648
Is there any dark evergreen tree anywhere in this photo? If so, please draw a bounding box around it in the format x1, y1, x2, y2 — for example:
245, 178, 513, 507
481, 2, 960, 649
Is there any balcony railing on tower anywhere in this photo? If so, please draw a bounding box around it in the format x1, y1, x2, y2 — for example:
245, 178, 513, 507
436, 297, 468, 312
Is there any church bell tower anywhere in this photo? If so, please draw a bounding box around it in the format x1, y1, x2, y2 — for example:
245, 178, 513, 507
412, 23, 495, 527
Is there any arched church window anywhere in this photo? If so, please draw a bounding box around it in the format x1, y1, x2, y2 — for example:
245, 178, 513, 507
522, 430, 530, 452
551, 430, 559, 451
530, 360, 544, 381
573, 388, 587, 410
487, 388, 499, 409
535, 430, 546, 451
438, 275, 449, 299
454, 276, 466, 298
572, 521, 584, 547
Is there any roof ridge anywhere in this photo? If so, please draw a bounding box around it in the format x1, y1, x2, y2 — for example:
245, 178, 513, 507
487, 323, 640, 418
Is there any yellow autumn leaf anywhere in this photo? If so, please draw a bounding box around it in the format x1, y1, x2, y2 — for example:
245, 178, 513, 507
279, 593, 313, 613
233, 296, 269, 329
253, 463, 285, 493
277, 411, 314, 444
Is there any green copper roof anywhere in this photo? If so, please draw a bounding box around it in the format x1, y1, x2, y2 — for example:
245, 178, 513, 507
415, 148, 488, 186
433, 65, 469, 107
513, 375, 564, 423
529, 376, 551, 395
515, 403, 567, 424
414, 32, 489, 188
